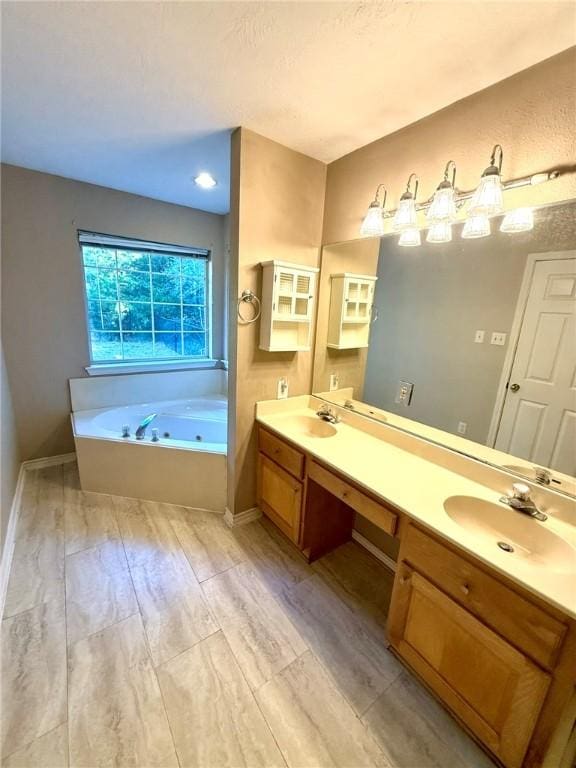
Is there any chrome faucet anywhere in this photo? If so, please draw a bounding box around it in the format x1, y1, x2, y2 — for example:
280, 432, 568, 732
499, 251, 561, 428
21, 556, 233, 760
135, 413, 158, 440
316, 404, 340, 424
500, 483, 547, 522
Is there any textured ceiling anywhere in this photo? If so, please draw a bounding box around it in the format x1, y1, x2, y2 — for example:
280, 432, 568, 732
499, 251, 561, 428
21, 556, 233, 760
1, 1, 574, 214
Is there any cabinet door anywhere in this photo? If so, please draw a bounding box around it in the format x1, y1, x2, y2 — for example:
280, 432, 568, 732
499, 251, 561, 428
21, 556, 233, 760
257, 453, 302, 543
388, 567, 550, 768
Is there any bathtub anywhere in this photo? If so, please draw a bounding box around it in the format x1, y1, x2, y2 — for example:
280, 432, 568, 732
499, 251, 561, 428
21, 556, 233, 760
72, 395, 227, 511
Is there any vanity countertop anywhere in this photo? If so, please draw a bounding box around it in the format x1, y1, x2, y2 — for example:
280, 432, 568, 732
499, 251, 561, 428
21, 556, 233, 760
256, 397, 576, 620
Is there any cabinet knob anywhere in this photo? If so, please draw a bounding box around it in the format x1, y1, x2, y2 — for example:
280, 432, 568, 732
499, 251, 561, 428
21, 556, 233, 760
461, 583, 470, 596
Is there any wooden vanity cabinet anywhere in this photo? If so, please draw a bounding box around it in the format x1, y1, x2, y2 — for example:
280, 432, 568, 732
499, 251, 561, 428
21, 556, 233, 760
388, 523, 575, 768
257, 429, 304, 544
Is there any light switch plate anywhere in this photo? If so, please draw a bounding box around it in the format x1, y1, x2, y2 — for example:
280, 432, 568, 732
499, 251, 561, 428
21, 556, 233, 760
474, 330, 485, 343
457, 421, 467, 435
491, 332, 507, 346
329, 373, 339, 391
277, 377, 288, 399
395, 380, 414, 406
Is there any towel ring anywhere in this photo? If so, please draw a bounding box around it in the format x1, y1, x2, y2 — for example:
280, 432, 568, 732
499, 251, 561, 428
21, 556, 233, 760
237, 289, 261, 324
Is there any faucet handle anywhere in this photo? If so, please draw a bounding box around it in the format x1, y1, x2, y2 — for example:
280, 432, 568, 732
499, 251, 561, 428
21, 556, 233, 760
512, 482, 531, 501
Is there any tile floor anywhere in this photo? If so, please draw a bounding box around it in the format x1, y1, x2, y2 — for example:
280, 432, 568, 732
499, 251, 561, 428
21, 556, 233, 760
1, 463, 496, 767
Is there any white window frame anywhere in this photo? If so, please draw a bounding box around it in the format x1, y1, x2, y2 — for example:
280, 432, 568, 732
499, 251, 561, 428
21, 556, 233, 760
79, 231, 214, 374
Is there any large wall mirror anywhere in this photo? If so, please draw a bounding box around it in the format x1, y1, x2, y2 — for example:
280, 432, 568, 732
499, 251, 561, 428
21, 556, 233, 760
312, 200, 576, 499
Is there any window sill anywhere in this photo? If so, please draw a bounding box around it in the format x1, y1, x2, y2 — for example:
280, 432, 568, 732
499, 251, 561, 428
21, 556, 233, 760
85, 359, 222, 376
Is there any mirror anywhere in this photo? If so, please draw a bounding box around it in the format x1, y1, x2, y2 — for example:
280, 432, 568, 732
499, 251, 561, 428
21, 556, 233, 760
312, 200, 576, 498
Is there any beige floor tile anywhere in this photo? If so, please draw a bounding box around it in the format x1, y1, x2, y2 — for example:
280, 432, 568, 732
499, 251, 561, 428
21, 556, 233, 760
256, 651, 389, 768
277, 573, 402, 716
4, 467, 64, 618
1, 600, 67, 758
68, 614, 178, 767
65, 540, 138, 643
233, 517, 313, 595
64, 463, 120, 556
114, 497, 186, 571
363, 671, 496, 768
157, 631, 286, 768
2, 723, 68, 768
169, 505, 246, 581
129, 550, 219, 666
202, 561, 307, 690
313, 541, 394, 627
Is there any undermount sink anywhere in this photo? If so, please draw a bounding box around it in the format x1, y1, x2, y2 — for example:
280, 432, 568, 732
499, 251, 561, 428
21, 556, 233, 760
282, 414, 338, 438
444, 495, 576, 574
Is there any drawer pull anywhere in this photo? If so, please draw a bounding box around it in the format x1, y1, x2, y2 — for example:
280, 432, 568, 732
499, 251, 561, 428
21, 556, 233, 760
399, 573, 411, 585
342, 491, 349, 499
461, 583, 470, 596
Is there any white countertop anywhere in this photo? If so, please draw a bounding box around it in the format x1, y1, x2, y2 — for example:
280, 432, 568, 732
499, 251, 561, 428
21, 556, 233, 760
256, 399, 576, 619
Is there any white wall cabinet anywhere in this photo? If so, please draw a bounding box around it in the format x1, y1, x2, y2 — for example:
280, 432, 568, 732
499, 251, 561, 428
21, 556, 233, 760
259, 261, 319, 352
327, 273, 377, 349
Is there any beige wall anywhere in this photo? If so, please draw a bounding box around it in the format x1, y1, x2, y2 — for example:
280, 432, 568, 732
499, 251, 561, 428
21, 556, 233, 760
1, 164, 226, 460
228, 128, 326, 514
312, 238, 380, 396
1, 342, 20, 557
322, 48, 576, 245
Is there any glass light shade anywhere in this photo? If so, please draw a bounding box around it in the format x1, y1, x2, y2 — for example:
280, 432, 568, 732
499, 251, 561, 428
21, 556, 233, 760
462, 215, 491, 239
398, 228, 421, 247
393, 197, 417, 231
500, 207, 534, 233
427, 187, 457, 223
426, 221, 452, 244
360, 204, 385, 237
469, 173, 503, 215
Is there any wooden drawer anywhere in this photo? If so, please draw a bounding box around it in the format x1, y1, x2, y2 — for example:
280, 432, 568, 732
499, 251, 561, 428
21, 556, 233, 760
307, 460, 397, 537
258, 427, 304, 480
402, 525, 567, 670
390, 568, 550, 768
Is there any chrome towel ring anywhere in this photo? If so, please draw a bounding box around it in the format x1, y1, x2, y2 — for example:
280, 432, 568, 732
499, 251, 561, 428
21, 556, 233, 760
237, 289, 261, 324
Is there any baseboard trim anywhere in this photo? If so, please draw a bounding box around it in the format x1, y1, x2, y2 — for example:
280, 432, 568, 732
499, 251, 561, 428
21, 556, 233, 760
22, 452, 77, 470
0, 463, 26, 619
352, 530, 397, 573
224, 506, 262, 528
0, 451, 78, 618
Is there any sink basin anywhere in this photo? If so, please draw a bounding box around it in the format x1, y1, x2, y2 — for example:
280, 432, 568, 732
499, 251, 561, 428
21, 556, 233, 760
281, 415, 338, 438
444, 495, 576, 574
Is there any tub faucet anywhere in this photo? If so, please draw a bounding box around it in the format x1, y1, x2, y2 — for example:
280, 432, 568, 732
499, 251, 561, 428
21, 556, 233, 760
135, 413, 157, 440
500, 483, 547, 522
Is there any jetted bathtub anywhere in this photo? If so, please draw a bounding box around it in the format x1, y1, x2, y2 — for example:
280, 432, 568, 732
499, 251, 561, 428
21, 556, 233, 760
72, 395, 227, 511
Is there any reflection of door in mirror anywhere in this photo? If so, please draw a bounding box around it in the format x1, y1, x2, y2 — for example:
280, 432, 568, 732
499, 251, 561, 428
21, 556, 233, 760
493, 256, 575, 476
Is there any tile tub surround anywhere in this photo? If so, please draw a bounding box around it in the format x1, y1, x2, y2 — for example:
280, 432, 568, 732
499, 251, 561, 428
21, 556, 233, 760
1, 463, 494, 768
255, 396, 576, 619
69, 367, 227, 412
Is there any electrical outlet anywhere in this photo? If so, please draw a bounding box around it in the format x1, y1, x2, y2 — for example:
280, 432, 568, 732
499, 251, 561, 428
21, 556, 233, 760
395, 380, 414, 406
457, 421, 467, 435
329, 373, 339, 392
474, 330, 485, 343
277, 377, 288, 399
491, 332, 507, 346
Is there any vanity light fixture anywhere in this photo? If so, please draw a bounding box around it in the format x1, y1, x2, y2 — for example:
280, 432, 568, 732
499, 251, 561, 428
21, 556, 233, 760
393, 173, 419, 231
428, 160, 457, 223
360, 184, 387, 237
468, 145, 504, 216
426, 221, 453, 244
398, 228, 421, 247
462, 214, 491, 239
194, 172, 217, 189
500, 207, 534, 233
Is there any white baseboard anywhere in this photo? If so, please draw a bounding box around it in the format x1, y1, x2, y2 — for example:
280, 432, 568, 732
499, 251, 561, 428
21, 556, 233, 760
0, 451, 77, 619
224, 506, 262, 528
22, 452, 76, 470
352, 530, 397, 573
0, 463, 26, 619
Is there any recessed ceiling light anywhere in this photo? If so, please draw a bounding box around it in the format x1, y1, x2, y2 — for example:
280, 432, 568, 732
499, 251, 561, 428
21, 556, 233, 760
194, 172, 217, 189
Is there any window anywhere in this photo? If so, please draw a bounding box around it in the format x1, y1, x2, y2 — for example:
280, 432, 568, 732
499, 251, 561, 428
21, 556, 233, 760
79, 232, 210, 364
